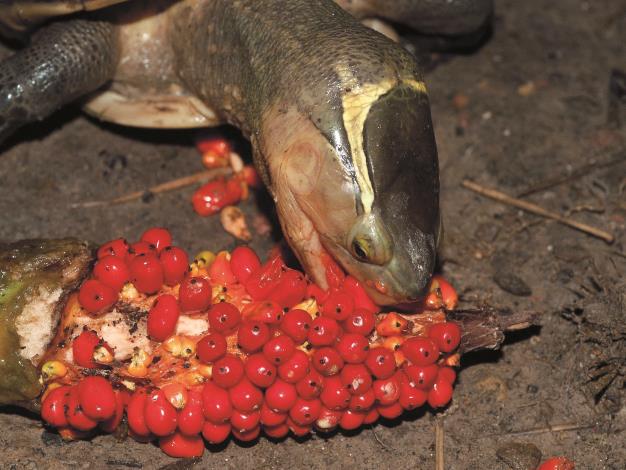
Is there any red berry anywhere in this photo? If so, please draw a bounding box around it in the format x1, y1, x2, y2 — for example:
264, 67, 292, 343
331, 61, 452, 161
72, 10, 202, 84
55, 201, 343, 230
289, 398, 321, 426
78, 279, 117, 314
339, 409, 366, 430
342, 308, 376, 336
66, 386, 98, 431
178, 276, 211, 312
306, 283, 330, 304
321, 290, 354, 321
129, 253, 164, 294
427, 379, 453, 408
196, 136, 231, 156
260, 403, 288, 427
232, 425, 261, 442
376, 312, 410, 337
536, 457, 576, 470
340, 363, 373, 395
404, 364, 439, 390
244, 255, 286, 300
202, 421, 231, 444
399, 381, 428, 410
244, 353, 277, 388
264, 423, 289, 439
99, 389, 126, 433
230, 246, 261, 284
349, 389, 376, 412
230, 409, 261, 432
377, 402, 403, 419
315, 406, 342, 431
207, 301, 242, 333
212, 354, 245, 388
209, 252, 238, 285
77, 376, 116, 421
247, 300, 284, 324
429, 322, 462, 353
308, 316, 341, 347
202, 382, 233, 423
229, 378, 263, 412
280, 309, 312, 343
41, 385, 71, 427
177, 389, 204, 436
159, 432, 204, 458
140, 227, 172, 253
402, 337, 440, 366
130, 241, 157, 257
437, 367, 457, 384
265, 379, 297, 412
159, 246, 189, 286
192, 178, 242, 216
72, 329, 103, 368
312, 347, 344, 376
336, 333, 369, 364
93, 255, 130, 291
320, 376, 351, 410
196, 332, 228, 363
263, 335, 295, 365
343, 276, 379, 313
295, 370, 324, 399
237, 320, 271, 353
373, 375, 401, 405
147, 294, 180, 342
364, 407, 380, 424
97, 238, 130, 260
277, 349, 310, 383
266, 269, 307, 308
286, 417, 311, 437
364, 347, 396, 379
127, 389, 151, 436
144, 390, 178, 436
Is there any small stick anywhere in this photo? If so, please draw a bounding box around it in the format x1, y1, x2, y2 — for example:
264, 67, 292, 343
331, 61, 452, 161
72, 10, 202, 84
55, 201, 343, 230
495, 423, 595, 437
516, 153, 625, 197
462, 180, 615, 243
435, 417, 444, 470
71, 168, 232, 208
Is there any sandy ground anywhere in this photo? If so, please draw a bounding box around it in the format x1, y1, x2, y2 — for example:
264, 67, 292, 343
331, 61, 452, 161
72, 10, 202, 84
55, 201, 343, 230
1, 0, 625, 468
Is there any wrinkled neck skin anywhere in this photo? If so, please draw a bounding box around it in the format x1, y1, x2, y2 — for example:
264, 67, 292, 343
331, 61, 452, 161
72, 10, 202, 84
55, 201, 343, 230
170, 0, 439, 305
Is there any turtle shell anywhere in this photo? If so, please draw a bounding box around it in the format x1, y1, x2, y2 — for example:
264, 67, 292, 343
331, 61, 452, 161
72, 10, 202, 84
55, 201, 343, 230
0, 0, 127, 35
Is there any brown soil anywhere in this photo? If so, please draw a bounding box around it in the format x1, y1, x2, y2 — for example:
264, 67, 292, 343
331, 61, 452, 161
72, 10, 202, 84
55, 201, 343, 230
1, 0, 624, 468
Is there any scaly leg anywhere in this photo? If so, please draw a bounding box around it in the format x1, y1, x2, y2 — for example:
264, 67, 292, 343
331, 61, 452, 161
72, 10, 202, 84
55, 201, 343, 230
0, 20, 119, 143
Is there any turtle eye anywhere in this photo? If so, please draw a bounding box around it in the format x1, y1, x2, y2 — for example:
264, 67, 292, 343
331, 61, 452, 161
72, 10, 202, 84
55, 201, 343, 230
347, 214, 393, 266
352, 238, 369, 261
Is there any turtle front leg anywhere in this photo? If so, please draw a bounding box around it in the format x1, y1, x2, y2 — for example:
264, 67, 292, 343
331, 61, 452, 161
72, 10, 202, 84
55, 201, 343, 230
0, 20, 119, 144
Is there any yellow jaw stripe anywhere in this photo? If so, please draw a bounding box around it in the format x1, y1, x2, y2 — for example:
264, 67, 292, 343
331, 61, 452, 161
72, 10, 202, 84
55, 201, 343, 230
339, 75, 428, 213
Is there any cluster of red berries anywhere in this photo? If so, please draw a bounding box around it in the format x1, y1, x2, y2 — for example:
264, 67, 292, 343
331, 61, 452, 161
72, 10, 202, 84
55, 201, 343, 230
78, 227, 188, 314
191, 138, 261, 216
44, 227, 462, 458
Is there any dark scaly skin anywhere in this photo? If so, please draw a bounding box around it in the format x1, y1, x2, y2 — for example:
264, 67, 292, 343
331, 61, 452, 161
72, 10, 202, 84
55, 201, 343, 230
0, 239, 92, 406
0, 19, 119, 142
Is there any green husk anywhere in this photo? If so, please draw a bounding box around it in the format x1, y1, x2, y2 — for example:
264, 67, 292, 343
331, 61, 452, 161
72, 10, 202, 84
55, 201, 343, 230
0, 239, 92, 405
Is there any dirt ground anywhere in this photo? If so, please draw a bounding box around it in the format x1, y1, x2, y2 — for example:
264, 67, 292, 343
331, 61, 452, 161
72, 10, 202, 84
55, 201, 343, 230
1, 0, 625, 468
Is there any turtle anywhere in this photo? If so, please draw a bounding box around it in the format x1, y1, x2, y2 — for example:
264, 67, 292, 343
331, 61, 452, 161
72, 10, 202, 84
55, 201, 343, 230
0, 0, 493, 306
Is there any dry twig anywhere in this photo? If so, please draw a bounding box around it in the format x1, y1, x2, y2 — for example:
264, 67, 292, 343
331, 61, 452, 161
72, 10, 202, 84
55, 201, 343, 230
71, 168, 232, 208
462, 180, 614, 243
435, 417, 444, 470
494, 423, 595, 437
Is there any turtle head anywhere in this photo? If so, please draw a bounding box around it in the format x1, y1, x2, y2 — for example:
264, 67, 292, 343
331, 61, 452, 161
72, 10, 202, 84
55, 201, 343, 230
262, 82, 440, 306
324, 83, 440, 305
